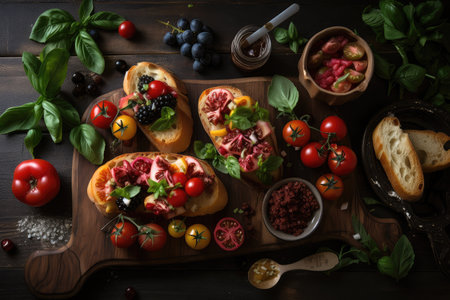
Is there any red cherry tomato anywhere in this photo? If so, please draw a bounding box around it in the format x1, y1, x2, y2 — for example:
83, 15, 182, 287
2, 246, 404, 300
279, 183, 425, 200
138, 223, 167, 252
146, 80, 167, 99
282, 120, 311, 147
328, 145, 357, 176
167, 188, 188, 207
90, 100, 118, 129
185, 177, 204, 197
315, 173, 344, 201
110, 221, 138, 248
172, 172, 187, 186
118, 20, 136, 39
214, 217, 245, 251
320, 116, 348, 142
300, 142, 328, 168
12, 159, 60, 207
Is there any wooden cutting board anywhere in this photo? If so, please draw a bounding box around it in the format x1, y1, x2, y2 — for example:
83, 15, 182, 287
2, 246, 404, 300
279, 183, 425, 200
24, 77, 402, 298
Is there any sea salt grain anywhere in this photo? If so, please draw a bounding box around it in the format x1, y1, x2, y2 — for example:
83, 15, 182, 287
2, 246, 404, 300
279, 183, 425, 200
17, 216, 72, 247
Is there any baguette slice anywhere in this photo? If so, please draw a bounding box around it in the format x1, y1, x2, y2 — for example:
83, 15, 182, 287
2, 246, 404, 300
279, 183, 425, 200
121, 62, 193, 153
372, 116, 424, 201
87, 152, 228, 218
405, 129, 450, 172
198, 86, 281, 185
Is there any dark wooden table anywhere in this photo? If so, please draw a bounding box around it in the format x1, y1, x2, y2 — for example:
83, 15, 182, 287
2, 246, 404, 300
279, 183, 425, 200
0, 1, 449, 299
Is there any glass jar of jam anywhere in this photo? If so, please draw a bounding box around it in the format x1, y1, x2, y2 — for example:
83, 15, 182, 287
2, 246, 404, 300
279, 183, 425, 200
231, 25, 272, 71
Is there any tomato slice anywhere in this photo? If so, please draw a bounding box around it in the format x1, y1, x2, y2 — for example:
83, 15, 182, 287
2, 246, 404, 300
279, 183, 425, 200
214, 217, 245, 251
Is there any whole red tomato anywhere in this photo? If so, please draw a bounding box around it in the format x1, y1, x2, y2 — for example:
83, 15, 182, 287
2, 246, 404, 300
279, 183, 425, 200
214, 217, 245, 251
90, 100, 118, 129
110, 221, 138, 248
12, 159, 60, 207
167, 188, 188, 207
320, 116, 348, 142
172, 172, 187, 186
138, 223, 167, 252
315, 173, 344, 201
118, 20, 136, 39
185, 177, 204, 197
282, 120, 311, 147
328, 145, 357, 176
300, 142, 328, 168
146, 80, 167, 99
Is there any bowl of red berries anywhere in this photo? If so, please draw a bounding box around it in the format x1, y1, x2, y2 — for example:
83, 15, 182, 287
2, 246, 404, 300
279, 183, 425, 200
298, 26, 374, 106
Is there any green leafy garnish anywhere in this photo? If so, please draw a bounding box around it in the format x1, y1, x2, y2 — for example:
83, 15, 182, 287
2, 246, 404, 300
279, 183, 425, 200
256, 155, 283, 185
273, 22, 308, 54
267, 75, 299, 120
224, 103, 269, 131
147, 179, 170, 199
110, 185, 141, 199
150, 107, 176, 131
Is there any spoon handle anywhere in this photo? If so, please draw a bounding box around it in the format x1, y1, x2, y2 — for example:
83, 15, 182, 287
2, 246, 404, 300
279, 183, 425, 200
282, 252, 339, 272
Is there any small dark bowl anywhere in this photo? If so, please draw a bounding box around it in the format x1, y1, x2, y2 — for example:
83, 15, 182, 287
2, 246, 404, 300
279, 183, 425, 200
262, 178, 323, 241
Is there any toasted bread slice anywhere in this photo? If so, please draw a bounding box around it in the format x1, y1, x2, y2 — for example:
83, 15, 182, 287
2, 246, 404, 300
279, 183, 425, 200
405, 129, 450, 172
122, 62, 192, 153
198, 86, 281, 185
87, 152, 228, 217
372, 117, 424, 201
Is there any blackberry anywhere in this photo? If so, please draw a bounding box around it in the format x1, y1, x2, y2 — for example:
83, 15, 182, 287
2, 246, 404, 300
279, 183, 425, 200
153, 94, 177, 110
135, 105, 159, 124
116, 191, 145, 212
137, 75, 154, 94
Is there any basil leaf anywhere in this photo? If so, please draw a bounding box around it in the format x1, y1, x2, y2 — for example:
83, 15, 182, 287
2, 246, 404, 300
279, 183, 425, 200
225, 156, 241, 179
362, 6, 384, 28
379, 0, 408, 34
383, 21, 407, 40
150, 107, 176, 131
79, 0, 93, 23
373, 52, 396, 80
273, 27, 289, 44
38, 48, 70, 98
110, 185, 141, 199
394, 64, 426, 93
377, 256, 396, 278
289, 39, 299, 54
147, 179, 169, 199
288, 22, 298, 40
268, 75, 299, 116
24, 128, 42, 158
194, 141, 217, 160
40, 37, 73, 61
75, 30, 105, 74
22, 52, 41, 94
42, 100, 62, 143
0, 102, 38, 134
437, 65, 450, 84
88, 11, 125, 30
69, 124, 105, 165
256, 155, 283, 185
226, 106, 254, 130
51, 97, 81, 129
30, 9, 74, 43
362, 197, 383, 206
251, 103, 269, 122
351, 215, 381, 262
212, 155, 229, 174
390, 235, 415, 280
416, 0, 443, 27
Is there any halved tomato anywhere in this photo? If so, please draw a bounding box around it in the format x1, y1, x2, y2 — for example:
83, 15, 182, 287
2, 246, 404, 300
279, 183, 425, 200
213, 217, 245, 251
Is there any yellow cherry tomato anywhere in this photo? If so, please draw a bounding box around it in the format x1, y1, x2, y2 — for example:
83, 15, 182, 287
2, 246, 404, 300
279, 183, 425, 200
112, 115, 137, 140
185, 224, 211, 250
168, 219, 187, 238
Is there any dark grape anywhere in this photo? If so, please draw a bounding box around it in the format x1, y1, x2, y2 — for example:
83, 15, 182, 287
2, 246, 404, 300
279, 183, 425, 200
163, 32, 177, 46
72, 83, 85, 97
211, 53, 222, 67
201, 25, 214, 36
180, 43, 192, 57
115, 60, 129, 73
190, 19, 203, 33
191, 43, 205, 59
176, 18, 189, 30
193, 60, 205, 72
88, 28, 99, 41
176, 33, 184, 46
86, 83, 99, 97
200, 52, 212, 66
197, 32, 213, 47
1, 239, 15, 252
182, 30, 195, 44
71, 72, 85, 84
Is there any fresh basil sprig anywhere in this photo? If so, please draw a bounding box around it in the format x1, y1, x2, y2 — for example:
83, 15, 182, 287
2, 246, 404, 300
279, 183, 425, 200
267, 75, 299, 120
224, 103, 269, 131
30, 0, 125, 74
110, 185, 141, 199
194, 141, 240, 178
0, 48, 105, 164
150, 107, 176, 131
147, 179, 170, 199
273, 22, 308, 54
256, 155, 283, 185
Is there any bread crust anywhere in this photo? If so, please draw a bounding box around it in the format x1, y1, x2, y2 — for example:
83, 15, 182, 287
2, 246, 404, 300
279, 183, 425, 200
198, 86, 281, 185
123, 62, 192, 153
372, 117, 424, 201
87, 152, 228, 217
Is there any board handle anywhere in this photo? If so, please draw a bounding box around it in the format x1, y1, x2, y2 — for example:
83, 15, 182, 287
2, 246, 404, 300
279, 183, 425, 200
25, 246, 82, 299
427, 227, 450, 276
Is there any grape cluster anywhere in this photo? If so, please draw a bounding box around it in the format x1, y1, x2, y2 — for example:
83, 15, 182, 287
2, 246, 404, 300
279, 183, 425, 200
135, 93, 177, 125
163, 18, 221, 72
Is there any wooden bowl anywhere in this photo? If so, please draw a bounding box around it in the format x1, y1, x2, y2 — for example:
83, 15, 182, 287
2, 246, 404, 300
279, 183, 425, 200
298, 26, 374, 106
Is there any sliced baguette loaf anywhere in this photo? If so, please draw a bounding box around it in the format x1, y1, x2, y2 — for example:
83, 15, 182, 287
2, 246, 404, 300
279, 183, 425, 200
121, 62, 193, 153
405, 129, 450, 172
372, 116, 424, 201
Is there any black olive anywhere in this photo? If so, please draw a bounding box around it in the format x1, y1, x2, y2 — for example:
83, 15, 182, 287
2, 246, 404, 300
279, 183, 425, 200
71, 72, 85, 84
115, 60, 129, 73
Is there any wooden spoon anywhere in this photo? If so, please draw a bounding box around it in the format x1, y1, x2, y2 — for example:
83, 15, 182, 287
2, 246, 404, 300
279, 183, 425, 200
248, 252, 339, 289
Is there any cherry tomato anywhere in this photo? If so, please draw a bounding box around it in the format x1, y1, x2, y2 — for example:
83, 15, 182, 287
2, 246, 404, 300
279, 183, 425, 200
118, 20, 136, 39
282, 120, 311, 147
331, 79, 352, 93
168, 219, 186, 238
214, 217, 245, 251
90, 100, 118, 129
138, 223, 167, 252
172, 172, 187, 186
185, 224, 211, 250
110, 221, 138, 248
185, 177, 204, 197
167, 188, 188, 207
12, 159, 60, 207
300, 142, 328, 168
146, 80, 167, 99
315, 173, 344, 201
112, 115, 137, 140
328, 145, 357, 176
320, 116, 348, 142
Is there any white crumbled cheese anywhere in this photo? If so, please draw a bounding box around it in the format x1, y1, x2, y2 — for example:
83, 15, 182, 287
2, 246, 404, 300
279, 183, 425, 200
340, 202, 349, 210
249, 132, 258, 144
353, 233, 361, 240
123, 198, 131, 207
228, 102, 237, 111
